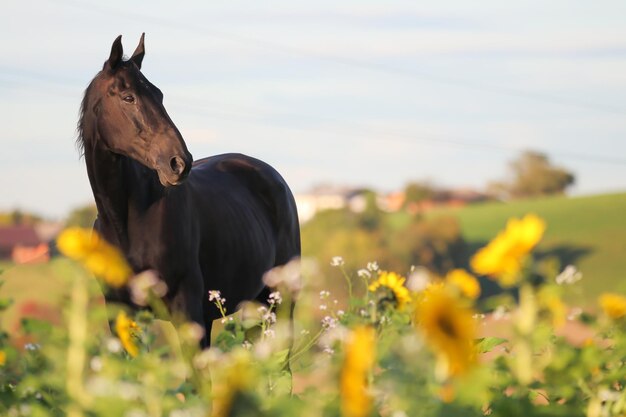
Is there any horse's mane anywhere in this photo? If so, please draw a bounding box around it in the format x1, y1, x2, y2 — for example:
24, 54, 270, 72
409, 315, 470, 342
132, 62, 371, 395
76, 76, 99, 158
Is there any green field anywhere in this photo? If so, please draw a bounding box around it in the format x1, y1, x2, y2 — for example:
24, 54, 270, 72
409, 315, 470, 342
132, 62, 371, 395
2, 192, 625, 329
425, 192, 626, 303
0, 259, 102, 333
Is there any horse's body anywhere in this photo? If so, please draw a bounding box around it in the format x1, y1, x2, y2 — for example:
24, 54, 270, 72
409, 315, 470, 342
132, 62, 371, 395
79, 34, 300, 347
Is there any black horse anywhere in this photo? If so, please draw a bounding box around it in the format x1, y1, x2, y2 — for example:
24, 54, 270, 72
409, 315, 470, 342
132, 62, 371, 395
78, 34, 301, 347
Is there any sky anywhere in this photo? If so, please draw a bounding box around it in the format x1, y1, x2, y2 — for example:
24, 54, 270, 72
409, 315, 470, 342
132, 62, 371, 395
2, 0, 626, 219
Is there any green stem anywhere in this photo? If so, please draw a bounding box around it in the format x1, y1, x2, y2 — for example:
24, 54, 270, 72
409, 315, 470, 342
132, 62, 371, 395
289, 328, 326, 363
340, 265, 353, 300
66, 272, 90, 417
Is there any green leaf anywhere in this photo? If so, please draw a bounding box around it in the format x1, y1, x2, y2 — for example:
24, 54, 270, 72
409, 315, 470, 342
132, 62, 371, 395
475, 337, 508, 354
214, 322, 245, 352
268, 348, 290, 370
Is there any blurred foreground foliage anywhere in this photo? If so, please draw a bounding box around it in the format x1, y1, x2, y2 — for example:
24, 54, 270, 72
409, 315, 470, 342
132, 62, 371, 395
2, 215, 626, 417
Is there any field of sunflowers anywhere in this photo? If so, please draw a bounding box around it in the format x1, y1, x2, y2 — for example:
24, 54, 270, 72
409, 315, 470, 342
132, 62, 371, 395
2, 214, 626, 417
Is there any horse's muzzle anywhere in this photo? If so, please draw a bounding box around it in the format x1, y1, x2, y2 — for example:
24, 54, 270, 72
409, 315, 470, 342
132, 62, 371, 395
157, 152, 192, 186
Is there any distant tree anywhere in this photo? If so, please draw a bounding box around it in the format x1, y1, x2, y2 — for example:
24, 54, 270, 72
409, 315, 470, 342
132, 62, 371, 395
357, 190, 383, 231
0, 209, 43, 225
403, 181, 435, 207
11, 210, 24, 225
65, 204, 98, 228
490, 150, 575, 198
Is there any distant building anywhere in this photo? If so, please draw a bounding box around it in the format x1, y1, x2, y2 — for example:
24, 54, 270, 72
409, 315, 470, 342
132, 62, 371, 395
405, 188, 490, 214
295, 185, 370, 223
295, 185, 490, 223
0, 223, 62, 264
377, 191, 406, 213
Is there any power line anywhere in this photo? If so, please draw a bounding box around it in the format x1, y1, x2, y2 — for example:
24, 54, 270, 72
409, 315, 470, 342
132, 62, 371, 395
3, 67, 626, 166
170, 99, 626, 166
59, 0, 626, 115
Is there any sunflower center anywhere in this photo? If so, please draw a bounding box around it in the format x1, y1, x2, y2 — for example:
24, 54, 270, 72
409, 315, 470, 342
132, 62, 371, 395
437, 315, 458, 339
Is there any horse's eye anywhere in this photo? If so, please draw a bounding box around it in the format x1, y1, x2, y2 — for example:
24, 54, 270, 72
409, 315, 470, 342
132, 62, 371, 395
122, 95, 135, 103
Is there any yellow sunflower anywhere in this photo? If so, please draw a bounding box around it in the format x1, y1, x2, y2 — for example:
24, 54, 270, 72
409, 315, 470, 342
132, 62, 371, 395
340, 326, 376, 417
470, 214, 546, 287
445, 269, 481, 299
57, 227, 132, 288
115, 311, 141, 357
368, 271, 412, 309
211, 350, 255, 417
415, 285, 477, 378
599, 293, 626, 319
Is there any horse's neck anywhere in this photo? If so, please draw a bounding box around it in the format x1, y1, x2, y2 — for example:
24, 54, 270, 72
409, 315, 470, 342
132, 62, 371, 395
85, 140, 163, 251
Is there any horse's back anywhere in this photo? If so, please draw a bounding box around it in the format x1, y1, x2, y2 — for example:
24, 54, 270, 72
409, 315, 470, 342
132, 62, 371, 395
190, 153, 300, 264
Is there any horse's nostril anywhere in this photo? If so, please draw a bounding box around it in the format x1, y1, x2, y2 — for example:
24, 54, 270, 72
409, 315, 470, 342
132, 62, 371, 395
170, 156, 185, 175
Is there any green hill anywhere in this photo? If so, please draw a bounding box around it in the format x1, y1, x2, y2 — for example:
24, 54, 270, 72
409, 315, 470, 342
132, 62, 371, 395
426, 192, 626, 304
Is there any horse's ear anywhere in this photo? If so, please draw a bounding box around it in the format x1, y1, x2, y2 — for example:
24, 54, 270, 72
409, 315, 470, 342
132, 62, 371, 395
106, 35, 124, 71
130, 33, 145, 70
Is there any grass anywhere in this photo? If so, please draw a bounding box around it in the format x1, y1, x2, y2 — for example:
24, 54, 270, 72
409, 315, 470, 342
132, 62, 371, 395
0, 259, 102, 333
425, 192, 626, 304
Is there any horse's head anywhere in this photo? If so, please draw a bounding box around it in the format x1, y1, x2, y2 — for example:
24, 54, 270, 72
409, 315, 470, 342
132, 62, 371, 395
86, 34, 192, 186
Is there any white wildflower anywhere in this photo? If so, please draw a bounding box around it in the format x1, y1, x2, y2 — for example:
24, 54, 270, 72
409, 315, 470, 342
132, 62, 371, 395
208, 290, 225, 305
330, 256, 344, 266
192, 349, 221, 370
254, 341, 272, 359
366, 261, 379, 272
319, 304, 327, 311
599, 388, 621, 402
493, 305, 509, 321
568, 307, 583, 321
106, 338, 122, 353
179, 322, 205, 344
337, 310, 345, 316
323, 346, 335, 355
263, 311, 277, 325
321, 316, 337, 330
556, 265, 583, 285
319, 324, 349, 346
262, 258, 302, 294
319, 290, 330, 299
90, 356, 103, 372
129, 270, 167, 306
357, 269, 371, 279
406, 267, 431, 292
268, 291, 282, 305
263, 328, 276, 339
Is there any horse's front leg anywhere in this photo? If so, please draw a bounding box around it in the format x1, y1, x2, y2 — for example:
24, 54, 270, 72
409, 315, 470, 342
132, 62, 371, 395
170, 269, 211, 348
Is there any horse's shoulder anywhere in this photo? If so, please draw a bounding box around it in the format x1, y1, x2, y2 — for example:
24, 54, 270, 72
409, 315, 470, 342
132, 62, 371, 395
194, 153, 285, 189
192, 153, 298, 231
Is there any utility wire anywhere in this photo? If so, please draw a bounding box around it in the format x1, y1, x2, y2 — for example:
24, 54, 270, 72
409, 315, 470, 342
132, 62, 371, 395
2, 67, 626, 166
58, 0, 626, 115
